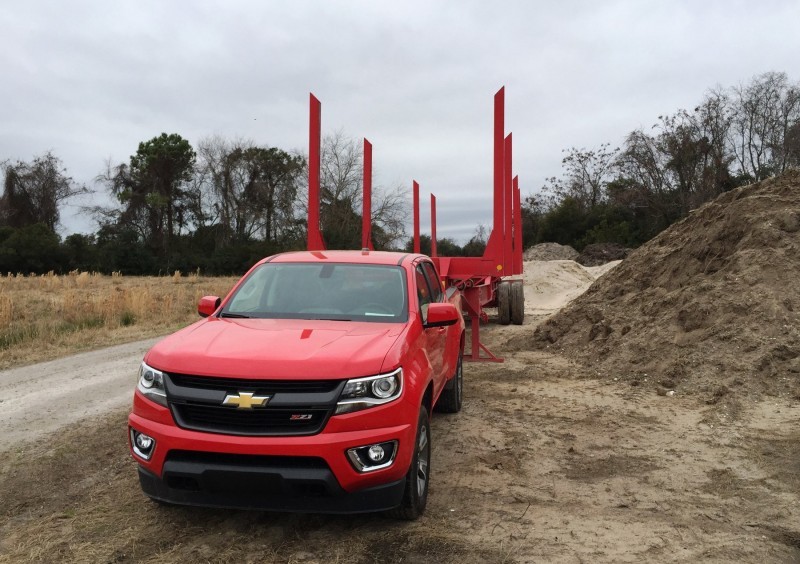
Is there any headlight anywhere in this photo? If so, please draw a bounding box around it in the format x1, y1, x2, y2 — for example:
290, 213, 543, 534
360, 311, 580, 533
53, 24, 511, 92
137, 361, 167, 407
336, 368, 402, 415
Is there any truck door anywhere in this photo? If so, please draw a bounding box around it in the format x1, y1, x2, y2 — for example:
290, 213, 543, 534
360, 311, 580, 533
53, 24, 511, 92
415, 262, 447, 387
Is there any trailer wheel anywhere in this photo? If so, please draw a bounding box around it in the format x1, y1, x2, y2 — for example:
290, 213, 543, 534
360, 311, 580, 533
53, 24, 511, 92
389, 405, 431, 520
498, 281, 511, 325
511, 282, 525, 325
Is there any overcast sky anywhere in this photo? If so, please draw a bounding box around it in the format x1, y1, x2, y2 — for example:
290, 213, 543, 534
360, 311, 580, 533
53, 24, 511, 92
2, 0, 799, 243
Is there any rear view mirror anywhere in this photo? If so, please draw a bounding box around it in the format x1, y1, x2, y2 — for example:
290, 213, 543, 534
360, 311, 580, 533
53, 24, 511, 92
424, 302, 459, 328
198, 296, 221, 318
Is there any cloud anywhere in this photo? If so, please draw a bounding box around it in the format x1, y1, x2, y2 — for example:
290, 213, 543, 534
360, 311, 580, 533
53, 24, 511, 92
2, 0, 799, 240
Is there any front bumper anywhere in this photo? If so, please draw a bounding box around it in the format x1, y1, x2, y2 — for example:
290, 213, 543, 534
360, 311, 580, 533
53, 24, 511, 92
137, 455, 405, 513
129, 390, 416, 512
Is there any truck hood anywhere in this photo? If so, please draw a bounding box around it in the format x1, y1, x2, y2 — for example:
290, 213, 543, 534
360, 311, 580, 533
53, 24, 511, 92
145, 317, 405, 380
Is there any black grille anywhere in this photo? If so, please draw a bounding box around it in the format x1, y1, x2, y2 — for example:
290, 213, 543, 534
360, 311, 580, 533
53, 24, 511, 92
169, 373, 340, 394
172, 404, 329, 436
164, 373, 343, 437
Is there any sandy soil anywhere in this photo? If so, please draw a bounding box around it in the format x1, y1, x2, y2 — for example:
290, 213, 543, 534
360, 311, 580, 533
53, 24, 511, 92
1, 258, 799, 562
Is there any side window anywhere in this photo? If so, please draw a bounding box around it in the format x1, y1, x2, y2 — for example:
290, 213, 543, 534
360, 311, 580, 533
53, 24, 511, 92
421, 262, 443, 303
415, 265, 432, 322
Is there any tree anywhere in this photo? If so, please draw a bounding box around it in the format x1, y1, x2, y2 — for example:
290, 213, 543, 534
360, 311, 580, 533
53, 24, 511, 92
520, 194, 545, 248
542, 144, 619, 210
311, 131, 407, 250
100, 133, 196, 261
462, 224, 487, 257
196, 137, 305, 246
0, 152, 86, 231
729, 72, 800, 180
0, 223, 63, 273
403, 234, 464, 256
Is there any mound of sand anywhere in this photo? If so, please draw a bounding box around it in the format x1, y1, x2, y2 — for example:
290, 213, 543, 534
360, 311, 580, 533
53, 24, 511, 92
531, 171, 800, 399
576, 243, 630, 266
522, 260, 620, 315
524, 242, 579, 261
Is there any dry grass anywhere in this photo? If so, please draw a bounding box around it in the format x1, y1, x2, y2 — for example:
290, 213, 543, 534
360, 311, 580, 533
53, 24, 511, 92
0, 271, 237, 370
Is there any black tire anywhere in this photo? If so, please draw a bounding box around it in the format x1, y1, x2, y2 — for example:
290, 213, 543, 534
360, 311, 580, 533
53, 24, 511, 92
511, 282, 525, 325
498, 281, 511, 325
436, 352, 463, 413
389, 406, 431, 520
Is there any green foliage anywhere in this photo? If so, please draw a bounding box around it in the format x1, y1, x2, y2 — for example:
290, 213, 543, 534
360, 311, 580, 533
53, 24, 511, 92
94, 225, 157, 275
198, 139, 305, 246
0, 223, 63, 273
403, 234, 466, 256
63, 234, 99, 272
538, 197, 588, 248
114, 133, 197, 263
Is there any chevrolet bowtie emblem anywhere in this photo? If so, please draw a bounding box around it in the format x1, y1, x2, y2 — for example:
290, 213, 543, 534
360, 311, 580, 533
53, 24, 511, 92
222, 391, 271, 409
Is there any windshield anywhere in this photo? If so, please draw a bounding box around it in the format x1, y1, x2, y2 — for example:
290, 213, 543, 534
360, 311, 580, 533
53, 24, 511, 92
221, 263, 408, 323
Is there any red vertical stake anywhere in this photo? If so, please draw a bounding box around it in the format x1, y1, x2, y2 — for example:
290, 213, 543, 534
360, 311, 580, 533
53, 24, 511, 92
430, 194, 437, 258
504, 133, 513, 274
413, 180, 420, 253
513, 176, 523, 275
482, 87, 505, 274
494, 88, 505, 261
362, 138, 373, 250
307, 93, 325, 251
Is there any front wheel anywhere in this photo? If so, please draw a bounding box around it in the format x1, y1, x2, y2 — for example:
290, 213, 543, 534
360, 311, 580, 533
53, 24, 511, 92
436, 352, 463, 413
389, 405, 431, 520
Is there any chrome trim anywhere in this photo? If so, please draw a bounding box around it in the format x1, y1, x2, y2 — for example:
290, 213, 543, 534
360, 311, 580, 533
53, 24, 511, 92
137, 362, 167, 407
335, 368, 403, 415
346, 440, 399, 473
130, 429, 155, 461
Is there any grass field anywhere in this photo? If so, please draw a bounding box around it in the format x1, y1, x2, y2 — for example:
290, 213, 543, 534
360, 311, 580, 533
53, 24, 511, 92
0, 271, 237, 370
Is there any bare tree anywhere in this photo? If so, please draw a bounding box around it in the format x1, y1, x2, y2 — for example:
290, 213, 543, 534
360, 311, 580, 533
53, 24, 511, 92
542, 144, 619, 210
729, 72, 800, 180
196, 136, 305, 246
693, 88, 735, 199
0, 151, 86, 230
301, 130, 408, 250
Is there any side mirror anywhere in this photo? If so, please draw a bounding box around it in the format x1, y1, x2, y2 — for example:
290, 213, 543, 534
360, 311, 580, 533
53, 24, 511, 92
198, 296, 221, 318
424, 302, 459, 328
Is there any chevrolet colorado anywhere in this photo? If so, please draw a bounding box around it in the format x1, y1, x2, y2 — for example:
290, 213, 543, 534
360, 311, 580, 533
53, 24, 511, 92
128, 250, 464, 519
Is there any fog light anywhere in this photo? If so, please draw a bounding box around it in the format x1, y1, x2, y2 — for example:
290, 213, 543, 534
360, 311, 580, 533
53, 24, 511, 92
130, 429, 155, 460
368, 444, 385, 462
346, 440, 398, 472
135, 433, 153, 450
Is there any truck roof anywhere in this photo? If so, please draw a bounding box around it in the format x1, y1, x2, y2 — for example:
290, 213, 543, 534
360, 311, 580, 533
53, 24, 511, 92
265, 250, 427, 266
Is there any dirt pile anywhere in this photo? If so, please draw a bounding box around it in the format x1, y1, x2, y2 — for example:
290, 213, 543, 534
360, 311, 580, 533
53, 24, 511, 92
577, 243, 631, 266
531, 171, 800, 399
521, 260, 620, 316
524, 242, 579, 261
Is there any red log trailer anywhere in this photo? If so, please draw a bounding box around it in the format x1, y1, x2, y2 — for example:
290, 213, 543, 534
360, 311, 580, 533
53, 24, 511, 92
306, 87, 525, 362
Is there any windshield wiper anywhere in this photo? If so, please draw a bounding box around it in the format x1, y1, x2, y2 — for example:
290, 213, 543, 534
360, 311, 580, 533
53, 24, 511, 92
219, 312, 251, 319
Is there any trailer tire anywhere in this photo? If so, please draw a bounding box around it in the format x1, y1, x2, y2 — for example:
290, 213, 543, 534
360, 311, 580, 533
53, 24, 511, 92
436, 352, 463, 413
389, 405, 431, 520
498, 281, 511, 325
511, 282, 525, 325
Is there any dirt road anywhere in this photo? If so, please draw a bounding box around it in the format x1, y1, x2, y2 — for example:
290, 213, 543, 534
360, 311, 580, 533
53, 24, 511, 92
1, 262, 799, 562
0, 338, 158, 450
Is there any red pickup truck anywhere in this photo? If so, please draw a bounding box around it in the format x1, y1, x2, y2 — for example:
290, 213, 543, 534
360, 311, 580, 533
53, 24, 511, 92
128, 250, 464, 519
